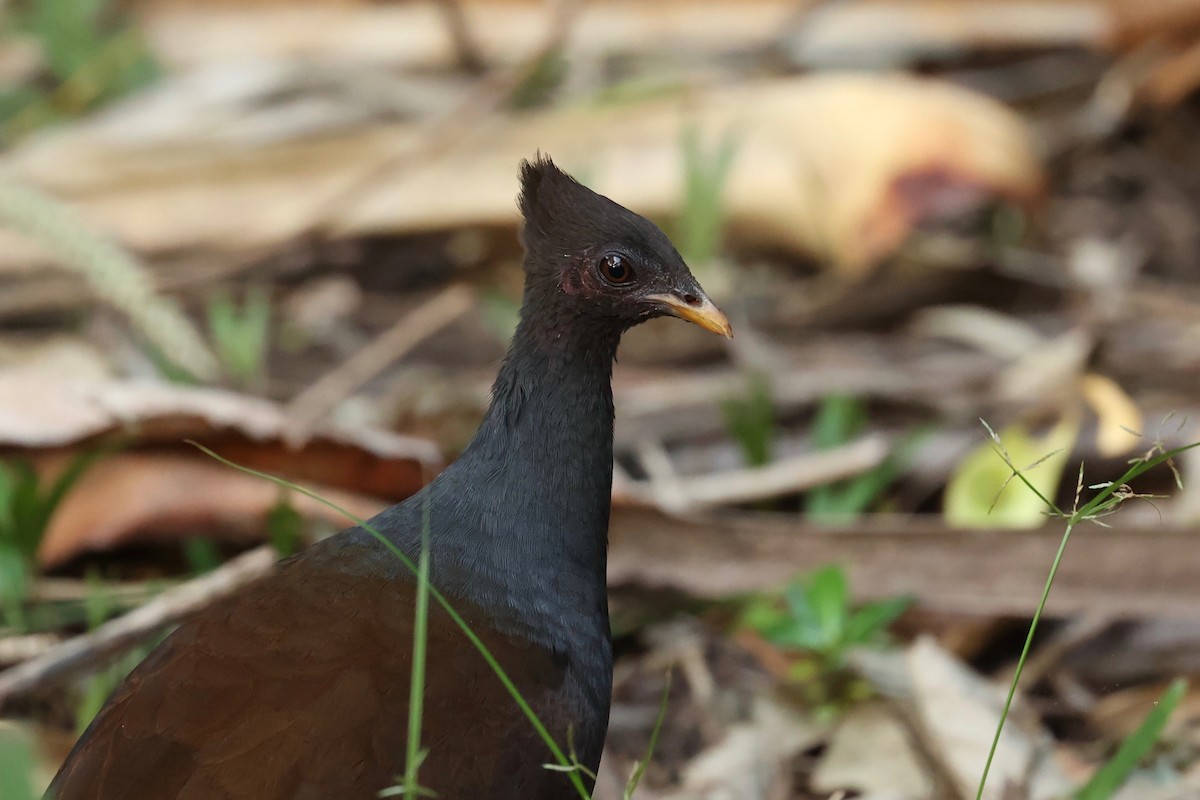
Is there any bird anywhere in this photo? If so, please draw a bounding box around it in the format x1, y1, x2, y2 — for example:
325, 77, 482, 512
48, 155, 731, 800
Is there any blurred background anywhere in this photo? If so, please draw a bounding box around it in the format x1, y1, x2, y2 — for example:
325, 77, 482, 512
2, 0, 1200, 797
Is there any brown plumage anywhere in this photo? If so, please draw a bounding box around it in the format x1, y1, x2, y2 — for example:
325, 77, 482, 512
51, 541, 579, 799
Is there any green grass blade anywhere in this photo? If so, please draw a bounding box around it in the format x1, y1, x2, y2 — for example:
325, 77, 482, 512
977, 438, 1200, 800
1075, 678, 1186, 800
975, 519, 1075, 800
403, 493, 433, 799
191, 444, 592, 800
0, 723, 37, 800
1077, 444, 1200, 519
624, 670, 672, 800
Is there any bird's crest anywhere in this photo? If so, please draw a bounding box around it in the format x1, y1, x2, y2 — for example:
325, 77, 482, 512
517, 154, 614, 256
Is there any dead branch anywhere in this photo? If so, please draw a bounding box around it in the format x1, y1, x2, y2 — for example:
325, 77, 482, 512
285, 284, 476, 442
0, 546, 276, 705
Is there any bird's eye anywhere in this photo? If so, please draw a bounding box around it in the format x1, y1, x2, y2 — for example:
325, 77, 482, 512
598, 253, 635, 286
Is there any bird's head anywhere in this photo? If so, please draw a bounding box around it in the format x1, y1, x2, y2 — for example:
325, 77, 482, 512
517, 155, 732, 340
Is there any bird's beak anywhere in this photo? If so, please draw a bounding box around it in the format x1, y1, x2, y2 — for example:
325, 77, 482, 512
645, 292, 733, 338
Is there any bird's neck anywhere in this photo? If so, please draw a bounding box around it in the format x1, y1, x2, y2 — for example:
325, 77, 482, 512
420, 307, 620, 643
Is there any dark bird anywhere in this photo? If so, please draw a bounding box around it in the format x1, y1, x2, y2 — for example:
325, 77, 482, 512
48, 156, 731, 800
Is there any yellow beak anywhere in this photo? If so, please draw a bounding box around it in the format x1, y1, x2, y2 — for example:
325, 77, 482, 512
645, 293, 733, 338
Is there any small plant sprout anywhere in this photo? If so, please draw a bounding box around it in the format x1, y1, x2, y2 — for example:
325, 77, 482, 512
807, 394, 918, 522
741, 564, 912, 713
0, 449, 110, 632
2, 0, 159, 142
721, 373, 775, 468
207, 286, 272, 390
266, 491, 305, 557
677, 124, 737, 284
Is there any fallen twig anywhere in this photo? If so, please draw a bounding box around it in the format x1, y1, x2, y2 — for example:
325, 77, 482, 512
285, 284, 476, 442
634, 435, 890, 511
0, 545, 276, 705
608, 507, 1200, 618
0, 633, 61, 669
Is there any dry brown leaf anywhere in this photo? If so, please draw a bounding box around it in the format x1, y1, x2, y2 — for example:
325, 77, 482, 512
2, 74, 1040, 277
34, 452, 387, 568
659, 694, 825, 800
129, 1, 799, 71
812, 702, 932, 798
1079, 373, 1143, 457
1141, 36, 1200, 107
1088, 678, 1200, 741
789, 0, 1200, 59
1106, 0, 1200, 49
0, 374, 442, 565
905, 637, 1072, 800
122, 1, 1200, 70
0, 373, 441, 491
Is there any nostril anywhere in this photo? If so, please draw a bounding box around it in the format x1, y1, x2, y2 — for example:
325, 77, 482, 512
682, 293, 701, 307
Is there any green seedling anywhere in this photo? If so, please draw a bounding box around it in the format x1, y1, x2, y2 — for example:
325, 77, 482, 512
806, 394, 915, 522
508, 47, 568, 110
676, 124, 737, 277
267, 491, 305, 558
741, 564, 912, 713
721, 374, 775, 468
207, 286, 271, 389
0, 450, 108, 632
181, 538, 222, 576
3, 0, 159, 142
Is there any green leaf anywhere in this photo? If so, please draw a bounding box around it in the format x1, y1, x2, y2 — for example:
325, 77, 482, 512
266, 492, 304, 557
182, 538, 222, 576
944, 417, 1079, 529
0, 462, 15, 540
481, 290, 522, 344
677, 124, 737, 267
772, 580, 824, 651
25, 0, 106, 81
0, 545, 30, 631
0, 724, 37, 800
10, 460, 45, 557
721, 374, 775, 468
1076, 678, 1187, 800
807, 395, 902, 521
811, 394, 865, 451
207, 287, 271, 386
806, 565, 848, 649
844, 596, 912, 646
